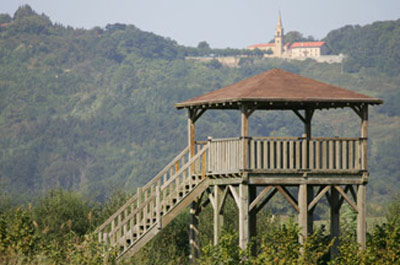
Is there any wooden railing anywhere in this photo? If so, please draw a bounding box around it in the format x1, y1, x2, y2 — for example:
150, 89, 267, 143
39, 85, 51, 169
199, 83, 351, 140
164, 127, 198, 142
208, 137, 363, 173
97, 145, 209, 254
208, 137, 242, 172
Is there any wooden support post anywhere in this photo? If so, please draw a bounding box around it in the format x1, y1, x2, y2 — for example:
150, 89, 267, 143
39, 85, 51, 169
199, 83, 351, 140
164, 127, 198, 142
241, 105, 249, 171
357, 105, 368, 250
305, 109, 314, 169
239, 183, 250, 249
330, 187, 340, 258
305, 109, 314, 139
249, 185, 257, 254
213, 185, 224, 245
361, 105, 368, 171
357, 184, 366, 249
188, 110, 196, 175
307, 185, 314, 235
189, 201, 200, 264
298, 184, 309, 247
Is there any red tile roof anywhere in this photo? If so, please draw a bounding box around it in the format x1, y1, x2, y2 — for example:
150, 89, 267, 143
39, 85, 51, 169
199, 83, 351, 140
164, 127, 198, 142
248, 43, 275, 48
175, 68, 382, 109
290, 41, 325, 48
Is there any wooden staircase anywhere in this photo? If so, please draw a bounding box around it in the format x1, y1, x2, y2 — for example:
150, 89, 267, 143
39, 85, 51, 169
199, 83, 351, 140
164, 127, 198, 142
96, 144, 209, 261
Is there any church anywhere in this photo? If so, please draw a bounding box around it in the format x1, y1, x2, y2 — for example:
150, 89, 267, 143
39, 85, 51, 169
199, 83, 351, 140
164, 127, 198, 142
248, 13, 328, 58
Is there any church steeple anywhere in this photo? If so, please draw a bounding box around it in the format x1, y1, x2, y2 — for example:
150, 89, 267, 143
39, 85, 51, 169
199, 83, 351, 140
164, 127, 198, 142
274, 11, 284, 57
277, 11, 282, 27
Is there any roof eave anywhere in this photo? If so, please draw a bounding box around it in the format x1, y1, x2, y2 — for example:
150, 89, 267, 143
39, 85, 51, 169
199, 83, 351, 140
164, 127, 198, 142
175, 98, 383, 109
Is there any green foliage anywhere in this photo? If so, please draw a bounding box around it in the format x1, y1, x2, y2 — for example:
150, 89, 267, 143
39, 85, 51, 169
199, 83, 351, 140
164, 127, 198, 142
324, 20, 400, 75
200, 233, 241, 265
0, 191, 117, 264
130, 212, 190, 265
284, 31, 316, 44
0, 14, 11, 24
198, 41, 211, 49
33, 190, 93, 238
0, 6, 398, 215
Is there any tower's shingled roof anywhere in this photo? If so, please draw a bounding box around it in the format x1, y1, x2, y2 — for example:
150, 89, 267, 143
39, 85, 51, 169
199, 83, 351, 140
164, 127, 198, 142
175, 68, 382, 109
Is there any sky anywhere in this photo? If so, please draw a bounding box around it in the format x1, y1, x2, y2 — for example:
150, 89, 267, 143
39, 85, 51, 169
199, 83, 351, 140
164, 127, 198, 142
1, 0, 399, 48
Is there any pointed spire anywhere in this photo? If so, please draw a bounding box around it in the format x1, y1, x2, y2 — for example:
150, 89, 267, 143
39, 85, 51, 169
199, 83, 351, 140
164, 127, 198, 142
277, 11, 282, 27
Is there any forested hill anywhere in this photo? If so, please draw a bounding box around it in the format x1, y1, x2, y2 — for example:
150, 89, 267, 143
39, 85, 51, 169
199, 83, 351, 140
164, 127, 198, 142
324, 19, 400, 75
0, 6, 399, 211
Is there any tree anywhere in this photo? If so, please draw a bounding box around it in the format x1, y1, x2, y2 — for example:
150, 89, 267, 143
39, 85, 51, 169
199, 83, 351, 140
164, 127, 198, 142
197, 41, 210, 49
0, 14, 11, 24
284, 31, 316, 44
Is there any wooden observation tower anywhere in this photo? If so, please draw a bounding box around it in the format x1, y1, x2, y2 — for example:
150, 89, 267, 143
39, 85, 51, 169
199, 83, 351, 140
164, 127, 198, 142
97, 69, 382, 262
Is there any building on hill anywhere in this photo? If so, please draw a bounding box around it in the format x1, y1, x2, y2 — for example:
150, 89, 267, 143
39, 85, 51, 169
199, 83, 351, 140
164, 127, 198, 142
248, 12, 333, 60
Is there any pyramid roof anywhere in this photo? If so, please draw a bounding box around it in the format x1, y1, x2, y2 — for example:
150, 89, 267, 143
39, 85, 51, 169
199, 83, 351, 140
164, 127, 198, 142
175, 68, 382, 110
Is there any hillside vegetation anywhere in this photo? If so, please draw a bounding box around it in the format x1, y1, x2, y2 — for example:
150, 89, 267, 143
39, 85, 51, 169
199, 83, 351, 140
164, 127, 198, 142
0, 6, 399, 213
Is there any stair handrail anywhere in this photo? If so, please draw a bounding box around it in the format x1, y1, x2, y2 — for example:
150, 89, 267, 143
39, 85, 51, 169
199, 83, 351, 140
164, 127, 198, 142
110, 145, 210, 236
161, 145, 209, 191
96, 146, 190, 233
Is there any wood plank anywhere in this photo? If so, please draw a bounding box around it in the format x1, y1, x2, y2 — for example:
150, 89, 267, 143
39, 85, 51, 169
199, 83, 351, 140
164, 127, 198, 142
309, 140, 314, 169
298, 184, 308, 245
277, 140, 282, 169
329, 140, 334, 169
336, 140, 341, 170
257, 140, 261, 169
238, 184, 249, 249
283, 140, 288, 169
289, 140, 294, 169
295, 140, 301, 169
249, 186, 273, 211
342, 141, 348, 170
357, 184, 366, 249
302, 139, 307, 169
263, 141, 268, 169
355, 140, 360, 170
349, 140, 354, 169
322, 140, 327, 169
315, 141, 320, 170
256, 188, 278, 213
308, 185, 330, 211
330, 187, 340, 257
276, 186, 299, 212
270, 140, 275, 169
361, 106, 368, 171
334, 185, 358, 212
228, 185, 240, 208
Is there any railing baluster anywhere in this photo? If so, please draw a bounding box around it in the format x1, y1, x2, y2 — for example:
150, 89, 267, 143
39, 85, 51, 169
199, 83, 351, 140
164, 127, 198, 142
295, 140, 301, 169
263, 140, 268, 169
315, 140, 320, 169
342, 140, 348, 170
329, 140, 334, 169
282, 140, 287, 169
349, 140, 354, 169
302, 138, 307, 169
249, 140, 255, 169
256, 140, 261, 169
277, 140, 282, 169
270, 140, 275, 169
309, 140, 314, 169
289, 140, 294, 169
335, 140, 340, 169
355, 140, 360, 170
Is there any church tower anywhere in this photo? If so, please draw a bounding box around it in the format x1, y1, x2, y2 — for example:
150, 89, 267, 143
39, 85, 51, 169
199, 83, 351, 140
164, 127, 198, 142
274, 11, 284, 57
